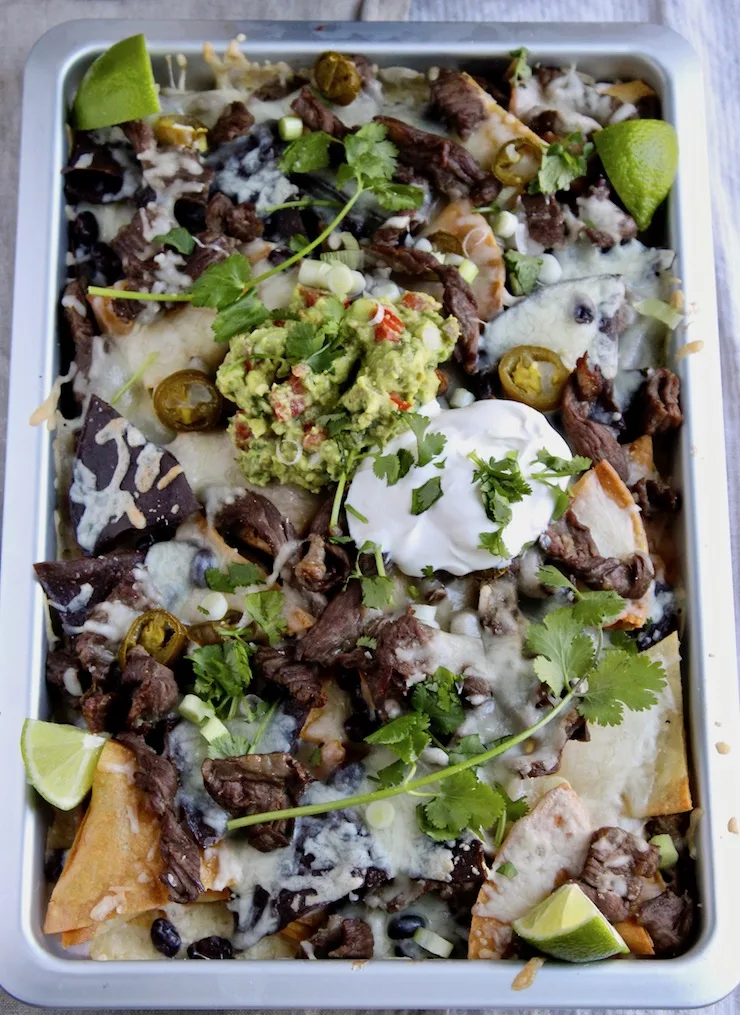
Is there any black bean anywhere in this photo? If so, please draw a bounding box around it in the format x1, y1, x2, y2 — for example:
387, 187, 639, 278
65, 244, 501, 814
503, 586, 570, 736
150, 917, 181, 958
70, 211, 99, 249
190, 548, 218, 588
387, 912, 426, 940
573, 302, 595, 324
187, 935, 234, 960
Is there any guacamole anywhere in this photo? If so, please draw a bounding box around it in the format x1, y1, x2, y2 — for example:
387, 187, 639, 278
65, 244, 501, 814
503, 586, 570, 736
216, 285, 459, 492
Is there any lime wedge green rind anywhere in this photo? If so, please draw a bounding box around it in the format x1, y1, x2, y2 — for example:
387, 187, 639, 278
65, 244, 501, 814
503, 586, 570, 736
594, 119, 678, 232
512, 882, 629, 963
20, 719, 106, 811
73, 34, 160, 131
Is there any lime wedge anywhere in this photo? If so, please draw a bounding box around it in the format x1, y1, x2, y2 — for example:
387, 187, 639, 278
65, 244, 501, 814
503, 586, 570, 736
512, 882, 629, 962
73, 34, 160, 131
594, 119, 678, 231
21, 719, 106, 810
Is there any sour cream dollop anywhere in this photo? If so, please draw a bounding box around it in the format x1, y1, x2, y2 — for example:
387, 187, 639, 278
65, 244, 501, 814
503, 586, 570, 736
347, 399, 573, 577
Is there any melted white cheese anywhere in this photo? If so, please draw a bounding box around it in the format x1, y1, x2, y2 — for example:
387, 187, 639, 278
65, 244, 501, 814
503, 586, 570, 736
347, 400, 572, 577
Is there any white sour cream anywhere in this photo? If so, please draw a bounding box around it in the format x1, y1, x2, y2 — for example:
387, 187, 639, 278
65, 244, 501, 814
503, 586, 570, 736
346, 400, 573, 577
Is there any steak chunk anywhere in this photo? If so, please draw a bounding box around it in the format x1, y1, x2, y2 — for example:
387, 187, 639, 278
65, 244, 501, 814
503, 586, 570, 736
214, 490, 296, 558
429, 69, 486, 140
296, 582, 363, 664
636, 890, 694, 954
201, 752, 313, 852
300, 914, 374, 959
291, 87, 349, 138
577, 826, 659, 924
255, 646, 327, 709
521, 193, 565, 249
208, 101, 255, 146
641, 368, 683, 435
121, 645, 179, 732
561, 355, 629, 480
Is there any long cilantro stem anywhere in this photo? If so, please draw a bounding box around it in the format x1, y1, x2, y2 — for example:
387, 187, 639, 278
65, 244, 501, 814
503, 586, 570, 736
226, 685, 578, 831
244, 187, 365, 293
264, 198, 342, 214
328, 472, 347, 533
86, 286, 193, 302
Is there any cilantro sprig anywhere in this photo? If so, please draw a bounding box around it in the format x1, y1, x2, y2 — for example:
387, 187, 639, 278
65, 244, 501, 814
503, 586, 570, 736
506, 47, 532, 88
205, 563, 264, 593
88, 123, 423, 333
225, 567, 668, 839
469, 450, 531, 558
348, 541, 395, 609
529, 131, 594, 195
243, 590, 287, 646
503, 250, 543, 296
531, 449, 591, 519
189, 635, 254, 720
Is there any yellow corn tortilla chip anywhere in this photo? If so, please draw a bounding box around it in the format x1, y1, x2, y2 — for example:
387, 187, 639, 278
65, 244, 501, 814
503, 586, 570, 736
569, 459, 652, 629
557, 631, 692, 823
46, 741, 229, 940
468, 784, 592, 959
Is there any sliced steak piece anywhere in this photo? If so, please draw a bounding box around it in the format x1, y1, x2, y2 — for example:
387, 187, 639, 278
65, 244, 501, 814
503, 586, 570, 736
296, 582, 363, 665
299, 914, 374, 959
214, 490, 296, 558
61, 279, 96, 375
561, 355, 629, 480
543, 509, 654, 599
636, 890, 694, 954
208, 101, 255, 146
374, 116, 496, 202
291, 87, 349, 138
576, 826, 659, 923
121, 645, 179, 731
294, 532, 351, 593
429, 68, 487, 140
201, 752, 313, 852
255, 646, 327, 709
640, 368, 682, 435
521, 193, 565, 248
204, 192, 264, 242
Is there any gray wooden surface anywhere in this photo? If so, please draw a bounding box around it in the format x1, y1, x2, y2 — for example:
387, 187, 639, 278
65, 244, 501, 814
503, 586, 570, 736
0, 0, 736, 1012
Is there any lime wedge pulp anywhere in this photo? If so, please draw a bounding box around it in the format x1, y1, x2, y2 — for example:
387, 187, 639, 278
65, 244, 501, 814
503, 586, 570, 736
73, 34, 160, 131
594, 119, 678, 232
512, 882, 629, 962
21, 719, 106, 810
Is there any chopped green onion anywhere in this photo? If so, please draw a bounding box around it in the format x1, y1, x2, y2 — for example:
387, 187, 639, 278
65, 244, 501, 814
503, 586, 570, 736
178, 693, 216, 726
200, 715, 231, 744
649, 833, 679, 869
457, 258, 480, 284
633, 298, 683, 330
413, 927, 454, 957
278, 115, 303, 141
319, 249, 365, 270
496, 861, 518, 878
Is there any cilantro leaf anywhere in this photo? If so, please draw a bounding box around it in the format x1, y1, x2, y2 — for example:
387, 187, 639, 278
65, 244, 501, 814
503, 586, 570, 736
578, 648, 667, 726
280, 130, 334, 175
205, 563, 264, 593
243, 590, 286, 646
478, 530, 509, 558
503, 250, 542, 296
417, 770, 505, 841
360, 575, 395, 609
469, 450, 532, 512
365, 712, 431, 764
609, 630, 638, 655
411, 667, 465, 736
507, 47, 532, 87
371, 182, 425, 211
207, 732, 251, 759
373, 758, 409, 788
373, 448, 414, 486
152, 226, 195, 255
190, 253, 251, 310
526, 607, 596, 695
407, 414, 447, 467
189, 638, 254, 719
211, 292, 271, 343
357, 635, 377, 650
288, 233, 310, 253
448, 734, 486, 766
285, 321, 324, 363
411, 476, 443, 515
536, 566, 626, 628
344, 121, 397, 183
421, 565, 436, 579
533, 449, 592, 477
530, 131, 594, 195
537, 565, 575, 591
496, 861, 518, 878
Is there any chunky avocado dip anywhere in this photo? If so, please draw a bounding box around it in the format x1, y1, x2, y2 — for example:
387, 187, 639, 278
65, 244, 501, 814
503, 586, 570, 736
216, 286, 459, 491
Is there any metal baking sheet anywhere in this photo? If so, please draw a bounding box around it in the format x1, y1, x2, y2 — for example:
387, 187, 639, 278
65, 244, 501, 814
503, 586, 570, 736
1, 18, 738, 1009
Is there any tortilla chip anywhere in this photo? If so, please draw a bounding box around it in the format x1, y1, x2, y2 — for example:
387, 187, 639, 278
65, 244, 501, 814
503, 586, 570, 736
558, 631, 691, 823
45, 742, 168, 935
46, 742, 230, 940
468, 785, 592, 959
570, 460, 651, 628
614, 920, 655, 956
456, 73, 544, 179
